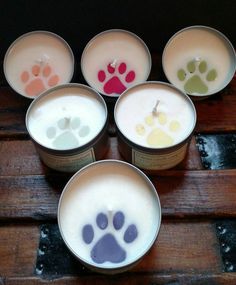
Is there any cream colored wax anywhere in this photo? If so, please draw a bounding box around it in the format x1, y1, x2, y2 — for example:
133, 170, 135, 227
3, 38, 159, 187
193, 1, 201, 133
27, 85, 106, 150
162, 26, 236, 97
58, 160, 161, 271
115, 82, 196, 149
4, 31, 74, 98
81, 29, 151, 97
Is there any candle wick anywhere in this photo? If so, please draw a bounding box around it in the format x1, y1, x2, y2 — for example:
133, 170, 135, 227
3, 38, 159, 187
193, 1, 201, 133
152, 100, 160, 116
108, 207, 113, 224
65, 117, 71, 128
110, 59, 117, 68
43, 54, 50, 65
36, 58, 44, 65
36, 55, 50, 66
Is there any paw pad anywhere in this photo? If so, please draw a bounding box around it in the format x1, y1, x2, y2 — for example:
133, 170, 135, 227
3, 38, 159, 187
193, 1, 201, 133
98, 62, 135, 95
82, 211, 138, 264
177, 59, 217, 95
21, 64, 60, 97
46, 117, 90, 149
136, 112, 181, 147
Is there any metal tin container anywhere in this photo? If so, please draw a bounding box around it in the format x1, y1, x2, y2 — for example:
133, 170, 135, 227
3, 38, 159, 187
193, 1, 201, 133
114, 81, 197, 171
4, 30, 74, 99
26, 83, 109, 172
162, 25, 236, 99
81, 29, 151, 101
58, 159, 162, 274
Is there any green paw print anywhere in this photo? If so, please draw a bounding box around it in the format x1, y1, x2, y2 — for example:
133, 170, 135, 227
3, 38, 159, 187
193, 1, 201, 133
177, 59, 217, 95
46, 117, 90, 149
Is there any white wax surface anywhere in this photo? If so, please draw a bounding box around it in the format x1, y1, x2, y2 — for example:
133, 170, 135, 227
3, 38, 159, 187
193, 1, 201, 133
59, 161, 160, 268
81, 30, 151, 96
163, 27, 235, 95
4, 32, 74, 97
27, 86, 106, 150
115, 83, 195, 148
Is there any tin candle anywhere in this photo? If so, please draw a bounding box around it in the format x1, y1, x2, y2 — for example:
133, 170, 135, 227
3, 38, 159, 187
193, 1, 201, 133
162, 26, 236, 98
4, 31, 74, 99
115, 82, 196, 170
26, 84, 108, 172
58, 160, 161, 274
81, 29, 151, 98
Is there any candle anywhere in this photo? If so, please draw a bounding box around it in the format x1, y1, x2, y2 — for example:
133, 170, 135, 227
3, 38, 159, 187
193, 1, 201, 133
4, 31, 74, 99
81, 29, 151, 98
58, 160, 161, 274
162, 26, 236, 98
26, 84, 108, 172
115, 82, 196, 170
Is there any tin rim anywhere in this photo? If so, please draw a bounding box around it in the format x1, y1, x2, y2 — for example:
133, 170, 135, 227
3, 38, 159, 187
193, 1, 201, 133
25, 83, 108, 153
57, 159, 162, 272
3, 30, 75, 99
114, 81, 197, 152
162, 25, 236, 97
81, 28, 152, 98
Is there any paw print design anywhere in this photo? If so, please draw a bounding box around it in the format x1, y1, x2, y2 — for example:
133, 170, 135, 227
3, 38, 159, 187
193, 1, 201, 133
177, 59, 217, 95
46, 117, 90, 149
20, 64, 60, 97
136, 112, 181, 147
82, 211, 138, 264
98, 62, 136, 95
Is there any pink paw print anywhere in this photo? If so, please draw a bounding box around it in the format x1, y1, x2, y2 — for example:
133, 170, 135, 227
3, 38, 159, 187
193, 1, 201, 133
20, 64, 60, 97
98, 62, 135, 95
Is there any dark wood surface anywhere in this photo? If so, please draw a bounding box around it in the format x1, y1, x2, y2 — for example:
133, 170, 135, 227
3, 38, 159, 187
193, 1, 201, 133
1, 71, 236, 284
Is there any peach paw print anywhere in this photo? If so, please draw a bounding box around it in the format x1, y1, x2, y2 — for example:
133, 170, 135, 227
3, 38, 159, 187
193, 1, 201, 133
21, 64, 60, 97
98, 62, 135, 95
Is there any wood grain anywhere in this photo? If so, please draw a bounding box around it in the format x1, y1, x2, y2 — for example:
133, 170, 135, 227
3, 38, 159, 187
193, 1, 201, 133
0, 83, 236, 138
4, 274, 236, 285
194, 81, 236, 133
0, 66, 236, 283
0, 221, 221, 277
0, 87, 30, 138
154, 169, 236, 218
0, 224, 39, 277
0, 137, 202, 176
0, 170, 236, 220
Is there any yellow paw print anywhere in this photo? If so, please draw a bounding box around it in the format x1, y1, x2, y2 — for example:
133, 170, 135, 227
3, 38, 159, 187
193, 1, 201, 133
136, 112, 181, 147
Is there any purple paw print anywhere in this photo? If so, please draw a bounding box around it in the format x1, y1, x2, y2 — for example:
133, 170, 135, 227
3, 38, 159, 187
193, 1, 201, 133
82, 211, 138, 264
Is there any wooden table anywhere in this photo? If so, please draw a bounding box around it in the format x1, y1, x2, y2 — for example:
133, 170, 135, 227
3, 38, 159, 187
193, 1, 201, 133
1, 58, 236, 284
